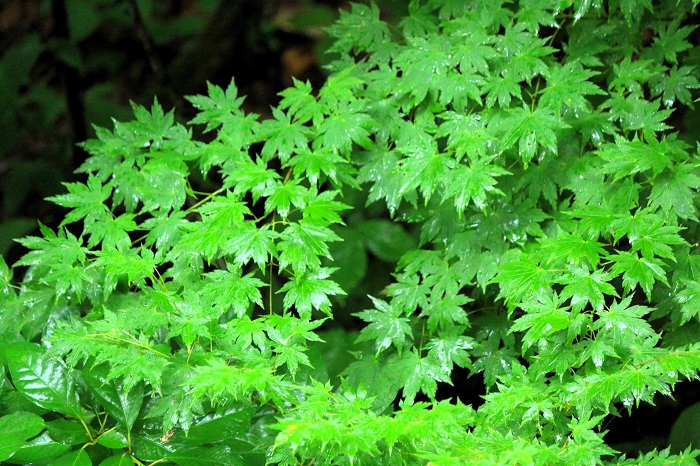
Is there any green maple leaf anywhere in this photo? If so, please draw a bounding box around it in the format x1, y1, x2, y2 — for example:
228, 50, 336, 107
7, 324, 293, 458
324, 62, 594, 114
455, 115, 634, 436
565, 206, 615, 239
651, 66, 700, 107
86, 212, 138, 251
442, 160, 509, 211
317, 68, 365, 107
354, 296, 413, 355
359, 148, 407, 214
142, 211, 187, 251
618, 0, 653, 25
342, 353, 410, 411
169, 294, 215, 347
224, 222, 278, 270
186, 79, 246, 132
326, 3, 390, 55
264, 181, 308, 218
500, 106, 568, 163
201, 268, 265, 318
609, 57, 659, 95
287, 147, 351, 185
609, 251, 669, 298
494, 252, 553, 308
603, 94, 672, 135
48, 175, 111, 227
438, 112, 489, 160
277, 221, 341, 273
516, 160, 558, 206
301, 190, 350, 226
130, 98, 178, 143
435, 69, 485, 109
628, 222, 686, 261
393, 35, 458, 104
510, 292, 571, 353
15, 223, 88, 269
421, 293, 472, 333
597, 136, 673, 182
539, 61, 605, 113
279, 267, 345, 318
483, 72, 522, 107
395, 147, 452, 204
402, 349, 450, 404
424, 333, 474, 373
609, 209, 662, 242
452, 27, 495, 74
559, 267, 617, 312
538, 231, 607, 269
272, 342, 311, 378
278, 78, 323, 125
137, 158, 189, 212
315, 102, 372, 155
576, 338, 620, 368
675, 280, 700, 325
594, 297, 655, 343
91, 247, 158, 292
221, 158, 281, 200
649, 163, 700, 221
259, 107, 311, 163
224, 316, 269, 352
497, 28, 554, 82
514, 6, 558, 34
649, 18, 695, 64
385, 273, 431, 315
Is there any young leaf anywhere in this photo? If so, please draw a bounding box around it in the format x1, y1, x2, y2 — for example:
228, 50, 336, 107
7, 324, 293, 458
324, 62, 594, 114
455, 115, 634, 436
354, 297, 413, 355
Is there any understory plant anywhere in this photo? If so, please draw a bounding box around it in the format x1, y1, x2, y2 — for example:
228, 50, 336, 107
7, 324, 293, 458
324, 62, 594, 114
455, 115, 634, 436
2, 0, 700, 464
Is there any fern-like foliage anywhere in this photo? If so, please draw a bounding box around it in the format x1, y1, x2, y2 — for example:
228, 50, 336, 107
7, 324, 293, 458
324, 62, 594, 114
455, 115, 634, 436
1, 0, 700, 465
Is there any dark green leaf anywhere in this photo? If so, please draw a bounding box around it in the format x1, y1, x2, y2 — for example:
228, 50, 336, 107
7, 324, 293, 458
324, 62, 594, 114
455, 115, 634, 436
82, 364, 144, 431
4, 343, 82, 419
0, 411, 45, 462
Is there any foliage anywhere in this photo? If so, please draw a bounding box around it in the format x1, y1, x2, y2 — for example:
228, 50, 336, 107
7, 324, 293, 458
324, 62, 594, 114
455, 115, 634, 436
0, 0, 223, 257
2, 0, 700, 464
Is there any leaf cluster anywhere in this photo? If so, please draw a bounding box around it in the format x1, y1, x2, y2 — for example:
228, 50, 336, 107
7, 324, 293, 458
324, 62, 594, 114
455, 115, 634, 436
2, 0, 700, 465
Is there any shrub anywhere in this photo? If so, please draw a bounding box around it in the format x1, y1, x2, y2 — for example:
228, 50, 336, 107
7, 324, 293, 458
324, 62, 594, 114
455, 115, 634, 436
2, 0, 700, 464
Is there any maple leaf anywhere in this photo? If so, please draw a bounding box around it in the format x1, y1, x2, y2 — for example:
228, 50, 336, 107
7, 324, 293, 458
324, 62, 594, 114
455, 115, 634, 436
442, 160, 509, 211
609, 251, 669, 299
649, 163, 700, 221
510, 292, 572, 353
597, 136, 673, 182
499, 106, 569, 163
287, 147, 351, 185
594, 297, 655, 343
354, 297, 413, 355
675, 280, 700, 325
258, 107, 311, 163
264, 181, 308, 218
494, 252, 553, 308
539, 61, 605, 113
401, 349, 451, 404
186, 79, 247, 132
651, 66, 700, 107
648, 18, 696, 65
48, 176, 111, 227
326, 3, 390, 55
278, 267, 345, 318
201, 268, 265, 318
538, 232, 608, 269
224, 222, 278, 270
278, 78, 323, 125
